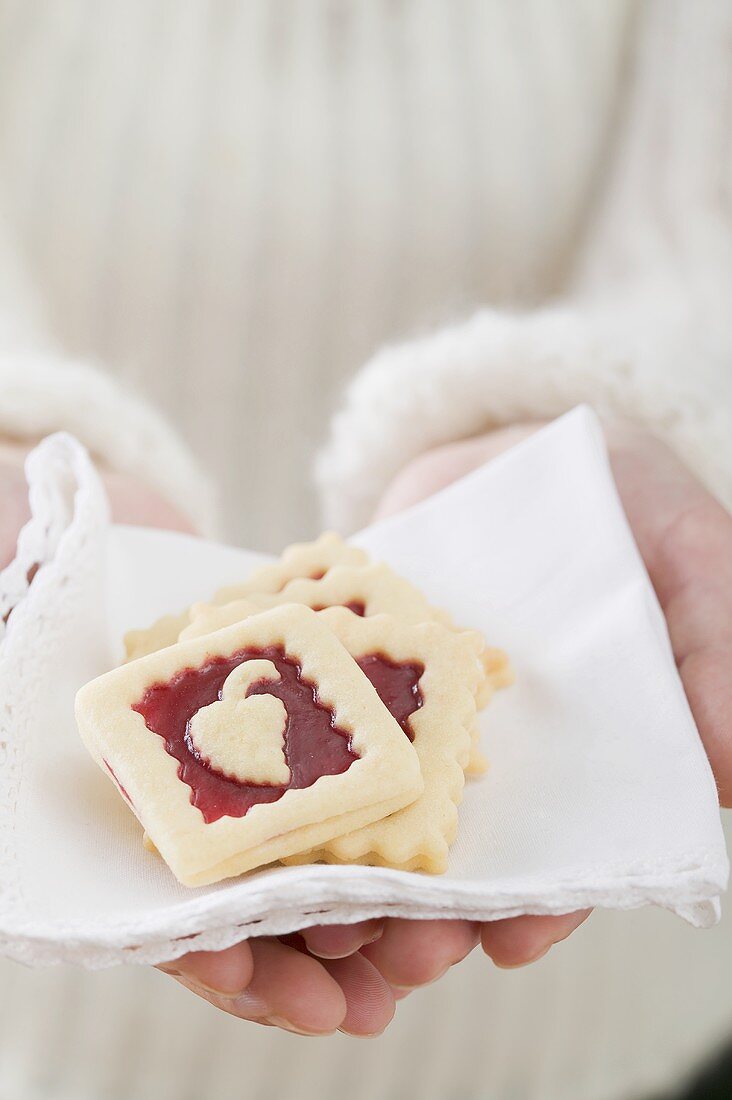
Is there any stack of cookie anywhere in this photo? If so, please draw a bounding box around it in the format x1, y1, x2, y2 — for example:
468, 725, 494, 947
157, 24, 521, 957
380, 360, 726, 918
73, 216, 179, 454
76, 535, 511, 887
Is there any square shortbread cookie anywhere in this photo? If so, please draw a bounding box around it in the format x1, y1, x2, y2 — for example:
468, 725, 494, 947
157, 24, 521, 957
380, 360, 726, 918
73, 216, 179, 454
211, 531, 368, 606
123, 532, 366, 662
77, 604, 423, 886
181, 562, 501, 774
281, 607, 482, 872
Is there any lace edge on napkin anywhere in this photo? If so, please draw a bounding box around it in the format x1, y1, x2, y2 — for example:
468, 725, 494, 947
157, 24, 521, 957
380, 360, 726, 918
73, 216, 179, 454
0, 434, 109, 926
0, 851, 725, 969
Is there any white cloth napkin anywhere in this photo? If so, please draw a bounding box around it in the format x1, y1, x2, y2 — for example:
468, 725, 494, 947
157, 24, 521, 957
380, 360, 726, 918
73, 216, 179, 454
0, 408, 726, 969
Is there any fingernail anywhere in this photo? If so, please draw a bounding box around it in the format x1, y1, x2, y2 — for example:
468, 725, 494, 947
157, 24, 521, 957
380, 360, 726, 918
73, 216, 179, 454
266, 1016, 335, 1036
391, 965, 449, 992
305, 947, 349, 960
306, 923, 384, 959
391, 986, 413, 1001
494, 944, 551, 970
180, 977, 268, 1008
182, 976, 252, 998
337, 1025, 387, 1039
229, 990, 271, 1015
157, 964, 182, 977
308, 944, 377, 960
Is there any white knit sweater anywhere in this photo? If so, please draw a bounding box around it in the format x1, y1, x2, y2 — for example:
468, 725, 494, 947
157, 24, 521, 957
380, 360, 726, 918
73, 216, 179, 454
319, 0, 732, 531
0, 3, 730, 1100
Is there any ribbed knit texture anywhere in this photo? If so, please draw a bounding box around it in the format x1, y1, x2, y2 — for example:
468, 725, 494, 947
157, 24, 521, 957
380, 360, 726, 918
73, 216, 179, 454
319, 0, 732, 531
0, 0, 628, 550
0, 3, 730, 1100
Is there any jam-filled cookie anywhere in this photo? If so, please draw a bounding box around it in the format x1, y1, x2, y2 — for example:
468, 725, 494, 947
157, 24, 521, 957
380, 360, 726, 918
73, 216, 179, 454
124, 610, 193, 664
180, 562, 497, 774
183, 562, 450, 637
210, 531, 368, 607
123, 532, 367, 662
77, 604, 423, 886
282, 607, 481, 872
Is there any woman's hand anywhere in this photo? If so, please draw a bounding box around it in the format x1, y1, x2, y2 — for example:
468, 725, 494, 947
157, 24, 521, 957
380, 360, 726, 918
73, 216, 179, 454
362, 418, 732, 974
9, 425, 726, 1038
376, 419, 732, 804
0, 439, 195, 564
166, 419, 732, 1036
0, 443, 34, 569
156, 923, 402, 1036
0, 442, 401, 1036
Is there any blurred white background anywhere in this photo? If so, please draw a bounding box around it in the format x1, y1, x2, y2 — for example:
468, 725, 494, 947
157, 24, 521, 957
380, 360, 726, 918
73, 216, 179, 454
0, 0, 627, 549
0, 2, 730, 1099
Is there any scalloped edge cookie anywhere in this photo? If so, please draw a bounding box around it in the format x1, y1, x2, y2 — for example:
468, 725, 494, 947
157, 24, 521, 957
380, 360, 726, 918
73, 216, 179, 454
180, 562, 501, 773
211, 531, 368, 606
123, 532, 366, 662
281, 607, 481, 872
124, 610, 193, 663
78, 604, 423, 886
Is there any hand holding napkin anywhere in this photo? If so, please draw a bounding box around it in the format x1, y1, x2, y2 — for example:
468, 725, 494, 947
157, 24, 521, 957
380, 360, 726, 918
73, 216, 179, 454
0, 408, 726, 968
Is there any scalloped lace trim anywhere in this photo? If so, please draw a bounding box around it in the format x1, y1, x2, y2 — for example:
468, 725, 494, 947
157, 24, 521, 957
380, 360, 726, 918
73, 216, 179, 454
0, 434, 109, 926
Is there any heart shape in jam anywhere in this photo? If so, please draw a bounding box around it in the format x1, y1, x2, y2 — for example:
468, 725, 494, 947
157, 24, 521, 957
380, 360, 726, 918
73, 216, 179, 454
187, 659, 290, 785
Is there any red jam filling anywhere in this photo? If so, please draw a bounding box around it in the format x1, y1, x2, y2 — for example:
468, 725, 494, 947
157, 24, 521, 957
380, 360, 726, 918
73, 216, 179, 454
132, 647, 424, 823
357, 655, 424, 741
312, 601, 366, 616
103, 759, 133, 806
133, 647, 358, 823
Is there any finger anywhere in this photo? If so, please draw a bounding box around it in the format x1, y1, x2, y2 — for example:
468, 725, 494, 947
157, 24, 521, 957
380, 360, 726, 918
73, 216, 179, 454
374, 428, 542, 521
300, 919, 384, 959
651, 497, 732, 609
320, 951, 396, 1037
481, 910, 591, 968
0, 460, 31, 570
679, 646, 732, 807
361, 919, 479, 990
103, 469, 197, 533
245, 939, 347, 1033
665, 583, 732, 666
659, 501, 732, 806
157, 940, 254, 996
162, 938, 347, 1035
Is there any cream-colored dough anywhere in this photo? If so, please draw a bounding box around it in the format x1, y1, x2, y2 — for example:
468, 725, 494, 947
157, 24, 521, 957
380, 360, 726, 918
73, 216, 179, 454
188, 660, 289, 786
77, 604, 423, 886
210, 531, 368, 606
122, 532, 365, 662
285, 608, 481, 872
181, 561, 507, 773
182, 604, 482, 872
124, 610, 192, 662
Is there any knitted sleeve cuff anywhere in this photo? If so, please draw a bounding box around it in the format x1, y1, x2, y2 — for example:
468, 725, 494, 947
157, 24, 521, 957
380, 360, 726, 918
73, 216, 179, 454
317, 303, 732, 533
0, 350, 216, 534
